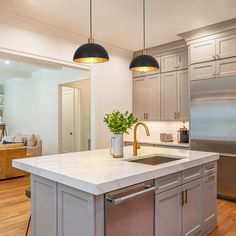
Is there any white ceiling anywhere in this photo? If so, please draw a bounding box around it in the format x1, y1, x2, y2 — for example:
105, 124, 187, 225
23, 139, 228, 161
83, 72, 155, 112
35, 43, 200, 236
0, 0, 235, 51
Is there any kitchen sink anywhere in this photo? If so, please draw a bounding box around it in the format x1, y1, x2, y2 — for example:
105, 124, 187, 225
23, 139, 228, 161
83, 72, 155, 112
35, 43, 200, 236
128, 155, 179, 166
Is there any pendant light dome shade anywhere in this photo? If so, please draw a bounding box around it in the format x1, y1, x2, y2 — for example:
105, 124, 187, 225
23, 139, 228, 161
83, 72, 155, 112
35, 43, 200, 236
73, 0, 109, 64
129, 54, 159, 72
129, 0, 159, 72
73, 42, 109, 63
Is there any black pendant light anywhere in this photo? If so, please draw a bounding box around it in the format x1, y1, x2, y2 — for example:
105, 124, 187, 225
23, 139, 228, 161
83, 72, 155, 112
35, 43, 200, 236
129, 0, 159, 72
73, 0, 109, 63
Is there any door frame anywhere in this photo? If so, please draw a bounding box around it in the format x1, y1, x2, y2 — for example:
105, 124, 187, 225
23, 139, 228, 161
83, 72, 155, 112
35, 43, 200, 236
58, 78, 89, 153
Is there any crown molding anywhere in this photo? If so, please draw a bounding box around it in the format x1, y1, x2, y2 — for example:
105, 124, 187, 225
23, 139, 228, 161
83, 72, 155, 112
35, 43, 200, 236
134, 39, 187, 57
178, 18, 236, 42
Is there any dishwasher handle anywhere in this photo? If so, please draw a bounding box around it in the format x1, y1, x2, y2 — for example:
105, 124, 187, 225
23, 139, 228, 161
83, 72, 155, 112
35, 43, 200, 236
106, 185, 157, 205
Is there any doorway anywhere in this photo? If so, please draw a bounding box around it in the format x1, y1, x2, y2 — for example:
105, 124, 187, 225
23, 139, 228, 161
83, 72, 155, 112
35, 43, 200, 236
59, 79, 91, 153
61, 86, 80, 153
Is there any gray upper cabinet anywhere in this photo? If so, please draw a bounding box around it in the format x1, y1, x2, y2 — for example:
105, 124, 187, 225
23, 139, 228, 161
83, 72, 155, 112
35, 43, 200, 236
189, 33, 236, 64
133, 77, 147, 120
133, 75, 161, 121
190, 39, 216, 64
178, 70, 189, 120
161, 53, 177, 72
216, 57, 236, 78
216, 34, 236, 59
190, 57, 236, 80
161, 51, 188, 72
161, 71, 178, 120
161, 70, 189, 121
177, 51, 188, 69
146, 75, 161, 120
182, 178, 202, 236
190, 61, 216, 81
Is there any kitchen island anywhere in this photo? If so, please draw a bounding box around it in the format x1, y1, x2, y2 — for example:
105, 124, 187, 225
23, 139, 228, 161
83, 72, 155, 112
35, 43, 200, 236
13, 146, 219, 236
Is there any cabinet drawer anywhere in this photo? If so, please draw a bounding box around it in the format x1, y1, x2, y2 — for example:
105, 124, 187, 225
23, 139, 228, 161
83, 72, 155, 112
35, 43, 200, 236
203, 161, 217, 176
155, 172, 182, 193
182, 166, 203, 184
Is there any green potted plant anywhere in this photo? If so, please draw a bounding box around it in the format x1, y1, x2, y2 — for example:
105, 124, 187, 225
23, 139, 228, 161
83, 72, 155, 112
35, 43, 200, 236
104, 111, 138, 158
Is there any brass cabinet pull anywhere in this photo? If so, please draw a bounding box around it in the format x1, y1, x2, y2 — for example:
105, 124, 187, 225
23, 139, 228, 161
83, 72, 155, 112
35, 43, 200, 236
175, 112, 180, 119
185, 190, 188, 204
144, 113, 146, 120
146, 113, 148, 120
182, 191, 185, 206
182, 190, 188, 205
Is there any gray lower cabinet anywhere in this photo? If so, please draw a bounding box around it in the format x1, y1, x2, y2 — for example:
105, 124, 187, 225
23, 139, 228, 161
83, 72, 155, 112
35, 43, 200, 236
57, 183, 96, 236
155, 179, 202, 236
155, 186, 182, 236
182, 178, 202, 236
31, 175, 104, 236
155, 163, 217, 236
31, 162, 217, 236
202, 173, 217, 234
31, 175, 57, 236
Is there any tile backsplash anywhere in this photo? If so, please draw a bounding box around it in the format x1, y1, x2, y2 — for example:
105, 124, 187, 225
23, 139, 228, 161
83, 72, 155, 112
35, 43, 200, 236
125, 121, 189, 142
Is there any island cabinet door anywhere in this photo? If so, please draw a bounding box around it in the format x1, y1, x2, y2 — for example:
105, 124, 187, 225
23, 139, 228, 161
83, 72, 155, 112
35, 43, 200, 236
155, 186, 182, 236
202, 173, 217, 235
57, 183, 97, 236
31, 175, 58, 236
182, 178, 203, 236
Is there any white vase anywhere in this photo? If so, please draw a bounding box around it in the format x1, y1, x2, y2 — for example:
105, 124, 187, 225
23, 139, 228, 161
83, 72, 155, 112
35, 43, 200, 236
110, 133, 124, 158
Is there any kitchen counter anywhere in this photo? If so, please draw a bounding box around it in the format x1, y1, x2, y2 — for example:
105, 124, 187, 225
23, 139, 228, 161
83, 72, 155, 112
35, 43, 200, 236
13, 146, 217, 195
13, 146, 219, 236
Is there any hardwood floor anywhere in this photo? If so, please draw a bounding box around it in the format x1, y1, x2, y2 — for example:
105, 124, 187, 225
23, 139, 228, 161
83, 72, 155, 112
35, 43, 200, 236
209, 199, 236, 236
0, 177, 30, 236
0, 176, 236, 236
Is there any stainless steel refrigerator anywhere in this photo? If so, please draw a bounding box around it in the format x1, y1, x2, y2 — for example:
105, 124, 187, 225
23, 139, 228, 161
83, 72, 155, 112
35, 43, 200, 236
191, 76, 236, 201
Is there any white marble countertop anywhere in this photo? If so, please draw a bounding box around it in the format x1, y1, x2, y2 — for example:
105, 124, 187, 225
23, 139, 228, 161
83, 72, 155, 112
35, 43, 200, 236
124, 138, 190, 148
13, 146, 218, 195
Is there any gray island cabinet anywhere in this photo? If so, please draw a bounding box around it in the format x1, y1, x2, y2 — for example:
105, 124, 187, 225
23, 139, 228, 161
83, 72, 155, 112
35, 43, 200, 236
13, 146, 219, 236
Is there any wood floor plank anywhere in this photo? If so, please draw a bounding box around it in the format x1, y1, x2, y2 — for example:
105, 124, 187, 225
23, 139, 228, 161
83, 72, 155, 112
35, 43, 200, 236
0, 176, 235, 236
0, 177, 31, 236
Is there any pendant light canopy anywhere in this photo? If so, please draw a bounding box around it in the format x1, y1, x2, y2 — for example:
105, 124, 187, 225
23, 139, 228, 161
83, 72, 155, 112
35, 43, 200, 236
129, 0, 159, 72
73, 0, 109, 63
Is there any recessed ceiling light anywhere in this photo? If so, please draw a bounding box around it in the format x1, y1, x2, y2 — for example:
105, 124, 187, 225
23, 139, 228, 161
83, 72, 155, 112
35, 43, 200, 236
4, 60, 10, 65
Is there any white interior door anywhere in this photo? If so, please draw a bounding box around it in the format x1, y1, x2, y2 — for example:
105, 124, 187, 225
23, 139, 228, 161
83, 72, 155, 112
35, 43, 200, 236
62, 87, 75, 153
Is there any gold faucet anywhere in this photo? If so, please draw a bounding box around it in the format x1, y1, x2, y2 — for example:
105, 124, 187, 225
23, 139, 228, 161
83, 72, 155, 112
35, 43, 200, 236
133, 122, 150, 156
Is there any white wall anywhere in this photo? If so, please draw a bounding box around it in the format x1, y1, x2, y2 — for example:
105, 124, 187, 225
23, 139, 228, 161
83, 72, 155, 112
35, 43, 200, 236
5, 68, 88, 155
92, 46, 133, 148
0, 16, 133, 150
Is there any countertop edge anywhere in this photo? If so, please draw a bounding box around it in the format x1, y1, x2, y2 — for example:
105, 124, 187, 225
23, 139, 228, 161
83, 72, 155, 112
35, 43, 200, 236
13, 153, 219, 196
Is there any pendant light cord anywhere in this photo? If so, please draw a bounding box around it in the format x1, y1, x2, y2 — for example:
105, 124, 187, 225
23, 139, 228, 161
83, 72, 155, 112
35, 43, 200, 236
89, 0, 94, 42
143, 0, 146, 54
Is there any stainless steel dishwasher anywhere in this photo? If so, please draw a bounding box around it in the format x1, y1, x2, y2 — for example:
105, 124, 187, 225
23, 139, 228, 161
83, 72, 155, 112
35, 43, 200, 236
105, 180, 156, 236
